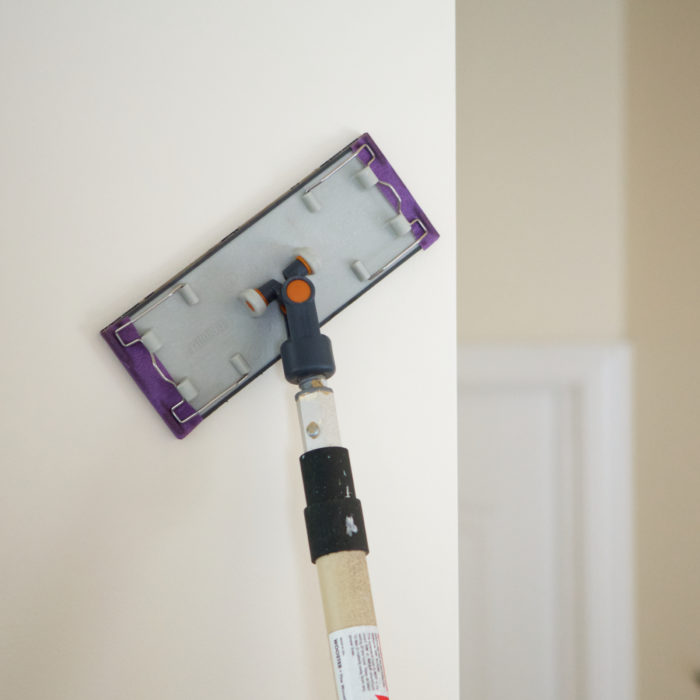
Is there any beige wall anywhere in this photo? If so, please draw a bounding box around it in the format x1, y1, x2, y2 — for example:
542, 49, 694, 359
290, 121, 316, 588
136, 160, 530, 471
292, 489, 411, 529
458, 0, 700, 697
457, 0, 625, 341
628, 2, 700, 698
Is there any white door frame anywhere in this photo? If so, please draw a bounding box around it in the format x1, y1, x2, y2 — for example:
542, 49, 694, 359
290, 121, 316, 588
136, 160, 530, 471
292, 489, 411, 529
458, 344, 635, 700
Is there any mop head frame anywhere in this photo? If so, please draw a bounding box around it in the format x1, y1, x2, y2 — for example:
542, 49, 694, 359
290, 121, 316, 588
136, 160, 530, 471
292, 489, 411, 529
101, 133, 439, 438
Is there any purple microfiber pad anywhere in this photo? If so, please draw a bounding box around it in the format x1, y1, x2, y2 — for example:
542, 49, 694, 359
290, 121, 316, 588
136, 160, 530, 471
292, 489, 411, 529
101, 318, 202, 439
352, 133, 439, 250
101, 133, 440, 438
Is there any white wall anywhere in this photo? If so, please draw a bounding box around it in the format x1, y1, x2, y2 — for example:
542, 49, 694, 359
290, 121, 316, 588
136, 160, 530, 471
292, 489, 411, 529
0, 2, 457, 698
457, 0, 625, 341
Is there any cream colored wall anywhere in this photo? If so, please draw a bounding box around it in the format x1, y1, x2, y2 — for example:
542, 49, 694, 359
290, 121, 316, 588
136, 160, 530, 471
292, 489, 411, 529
457, 0, 625, 341
0, 2, 457, 698
628, 2, 700, 699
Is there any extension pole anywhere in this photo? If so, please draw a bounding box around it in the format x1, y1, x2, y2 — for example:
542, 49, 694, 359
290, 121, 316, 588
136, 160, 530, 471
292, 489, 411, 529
280, 277, 390, 700
295, 379, 388, 700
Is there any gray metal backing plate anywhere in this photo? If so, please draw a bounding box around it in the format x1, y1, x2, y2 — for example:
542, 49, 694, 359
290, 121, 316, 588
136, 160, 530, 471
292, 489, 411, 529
130, 151, 418, 415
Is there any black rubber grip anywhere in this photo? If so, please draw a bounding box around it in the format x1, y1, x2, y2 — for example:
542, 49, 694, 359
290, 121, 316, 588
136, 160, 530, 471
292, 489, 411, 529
300, 446, 369, 563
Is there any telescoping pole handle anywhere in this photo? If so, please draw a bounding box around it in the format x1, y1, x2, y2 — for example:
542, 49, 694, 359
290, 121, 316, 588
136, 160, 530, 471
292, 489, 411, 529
280, 277, 390, 700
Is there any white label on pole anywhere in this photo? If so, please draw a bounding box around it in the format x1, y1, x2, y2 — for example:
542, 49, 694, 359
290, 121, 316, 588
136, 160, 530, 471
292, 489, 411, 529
328, 625, 389, 700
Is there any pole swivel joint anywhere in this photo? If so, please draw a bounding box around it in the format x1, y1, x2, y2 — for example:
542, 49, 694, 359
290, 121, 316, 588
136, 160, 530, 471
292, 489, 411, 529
280, 277, 335, 385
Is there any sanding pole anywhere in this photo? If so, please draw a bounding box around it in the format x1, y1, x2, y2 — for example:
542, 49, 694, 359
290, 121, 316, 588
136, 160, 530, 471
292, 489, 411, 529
295, 379, 389, 700
279, 277, 390, 700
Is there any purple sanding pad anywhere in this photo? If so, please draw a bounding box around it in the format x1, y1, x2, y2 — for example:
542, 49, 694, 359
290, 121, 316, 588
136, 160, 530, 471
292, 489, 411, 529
101, 318, 202, 438
352, 133, 439, 250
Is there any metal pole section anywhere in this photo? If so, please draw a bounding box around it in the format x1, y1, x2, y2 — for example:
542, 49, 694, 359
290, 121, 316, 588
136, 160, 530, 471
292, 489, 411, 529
295, 377, 343, 453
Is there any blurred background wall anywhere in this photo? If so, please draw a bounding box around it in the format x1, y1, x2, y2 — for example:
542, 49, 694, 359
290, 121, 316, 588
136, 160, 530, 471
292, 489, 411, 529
458, 0, 700, 698
457, 1, 625, 341
628, 2, 700, 698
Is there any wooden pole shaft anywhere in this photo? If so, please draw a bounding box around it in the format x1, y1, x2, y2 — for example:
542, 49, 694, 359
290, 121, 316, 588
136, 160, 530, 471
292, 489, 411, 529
316, 550, 377, 633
